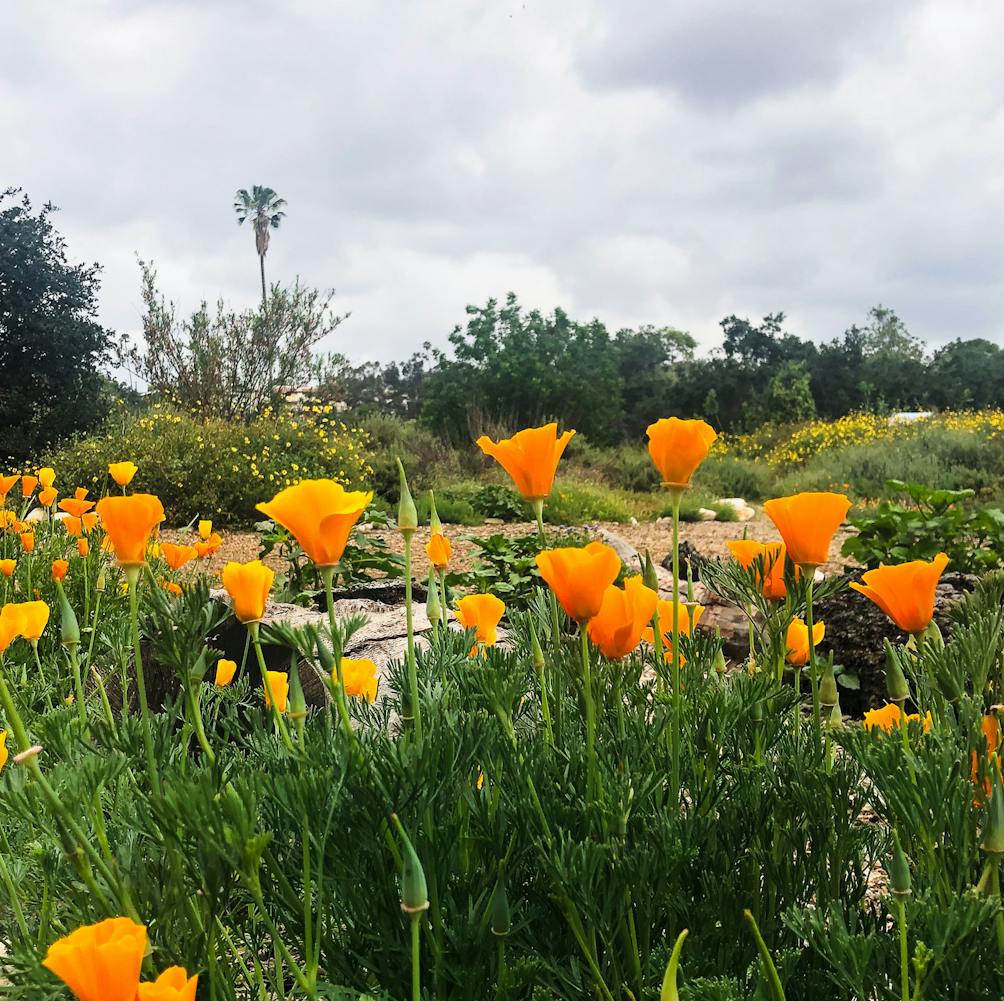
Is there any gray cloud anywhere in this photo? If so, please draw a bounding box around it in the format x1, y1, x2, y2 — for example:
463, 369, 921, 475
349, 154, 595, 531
2, 0, 1002, 381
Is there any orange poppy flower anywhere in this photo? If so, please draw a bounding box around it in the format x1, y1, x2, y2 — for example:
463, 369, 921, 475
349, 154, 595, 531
256, 480, 373, 567
0, 559, 15, 577
263, 671, 289, 714
454, 593, 506, 648
222, 560, 274, 623
64, 516, 83, 537
763, 492, 851, 568
20, 475, 37, 497
37, 467, 55, 489
195, 532, 223, 559
74, 487, 88, 501
785, 617, 824, 666
642, 599, 705, 663
51, 560, 68, 583
476, 423, 576, 501
426, 532, 452, 569
38, 486, 58, 508
82, 512, 100, 534
0, 604, 23, 654
94, 495, 165, 567
0, 730, 7, 772
58, 497, 95, 519
19, 532, 34, 553
214, 659, 237, 686
108, 461, 138, 487
77, 538, 89, 558
864, 702, 933, 735
972, 715, 1001, 801
42, 916, 147, 1001
0, 475, 18, 498
198, 519, 212, 540
18, 601, 49, 642
645, 417, 718, 488
161, 543, 198, 571
337, 657, 380, 703
136, 966, 199, 1001
163, 581, 182, 596
536, 541, 621, 622
849, 553, 950, 635
587, 576, 659, 659
727, 540, 789, 600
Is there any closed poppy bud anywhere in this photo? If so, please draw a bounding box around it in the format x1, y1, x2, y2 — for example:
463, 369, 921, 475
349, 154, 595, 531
221, 560, 274, 623
490, 877, 511, 937
850, 554, 950, 636
476, 423, 575, 501
819, 654, 838, 709
288, 658, 307, 732
20, 532, 34, 553
77, 538, 89, 558
396, 459, 418, 534
57, 585, 79, 646
642, 549, 659, 592
38, 486, 58, 508
646, 417, 717, 489
262, 671, 288, 714
391, 814, 429, 914
95, 569, 106, 593
0, 559, 15, 578
42, 916, 147, 1001
214, 659, 237, 687
425, 571, 442, 626
198, 519, 212, 540
428, 491, 443, 536
889, 830, 911, 896
37, 467, 55, 489
883, 639, 911, 706
763, 492, 851, 569
108, 461, 138, 486
51, 560, 68, 583
536, 542, 622, 623
21, 475, 38, 497
136, 966, 198, 1001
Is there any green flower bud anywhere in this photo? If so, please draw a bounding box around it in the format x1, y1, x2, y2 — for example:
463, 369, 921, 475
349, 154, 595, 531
883, 639, 911, 706
529, 617, 545, 672
56, 582, 79, 648
428, 491, 443, 536
426, 571, 442, 626
923, 618, 944, 650
888, 830, 911, 896
819, 654, 838, 709
392, 814, 429, 914
490, 877, 511, 937
686, 560, 695, 604
94, 568, 106, 594
660, 929, 688, 1001
982, 771, 1004, 856
827, 697, 843, 730
288, 656, 307, 737
643, 550, 659, 592
396, 459, 418, 535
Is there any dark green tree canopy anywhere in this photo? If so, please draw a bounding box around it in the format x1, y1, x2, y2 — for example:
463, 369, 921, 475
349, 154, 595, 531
0, 188, 118, 460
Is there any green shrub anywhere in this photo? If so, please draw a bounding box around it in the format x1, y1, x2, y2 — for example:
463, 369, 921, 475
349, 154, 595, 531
42, 404, 372, 525
698, 454, 775, 500
415, 490, 483, 527
546, 480, 635, 523
569, 442, 661, 492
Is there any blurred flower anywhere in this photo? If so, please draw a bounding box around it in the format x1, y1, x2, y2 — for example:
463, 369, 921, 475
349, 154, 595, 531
108, 461, 138, 486
785, 617, 825, 666
864, 702, 932, 735
222, 560, 274, 623
198, 519, 212, 540
0, 559, 15, 577
476, 423, 575, 501
849, 553, 950, 635
59, 497, 95, 519
645, 417, 718, 487
727, 540, 789, 600
38, 486, 58, 508
51, 560, 68, 583
94, 495, 165, 567
20, 475, 37, 497
536, 542, 621, 622
763, 492, 851, 568
136, 966, 198, 1001
337, 657, 379, 702
0, 730, 7, 772
20, 532, 34, 553
256, 480, 373, 566
263, 671, 289, 714
37, 467, 55, 489
195, 532, 222, 559
82, 512, 99, 534
455, 593, 506, 648
164, 581, 182, 597
77, 538, 89, 558
64, 516, 83, 537
426, 532, 452, 569
643, 599, 704, 663
214, 659, 237, 687
0, 604, 23, 654
587, 576, 659, 659
42, 916, 147, 1001
74, 487, 88, 501
972, 714, 1000, 801
0, 475, 18, 498
161, 543, 198, 571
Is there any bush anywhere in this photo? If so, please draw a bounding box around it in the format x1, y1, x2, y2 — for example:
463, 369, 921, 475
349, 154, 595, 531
546, 480, 636, 523
569, 442, 661, 492
698, 454, 775, 500
415, 490, 483, 527
42, 403, 372, 525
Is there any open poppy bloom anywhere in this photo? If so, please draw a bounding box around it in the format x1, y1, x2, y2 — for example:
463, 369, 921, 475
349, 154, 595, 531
0, 475, 18, 498
864, 702, 932, 735
82, 512, 100, 534
58, 497, 95, 519
0, 604, 24, 654
587, 576, 659, 659
222, 560, 274, 623
136, 966, 199, 1001
643, 599, 704, 663
16, 601, 49, 642
785, 617, 824, 666
536, 541, 621, 623
646, 417, 718, 488
455, 593, 506, 648
21, 475, 37, 497
19, 532, 34, 553
263, 671, 289, 714
42, 916, 147, 1001
108, 461, 138, 487
476, 423, 575, 501
94, 495, 165, 567
727, 540, 789, 600
161, 543, 199, 571
64, 516, 83, 537
426, 532, 452, 569
256, 480, 373, 567
215, 659, 237, 687
51, 560, 68, 583
0, 559, 15, 577
195, 532, 223, 559
763, 492, 851, 568
849, 553, 950, 635
37, 467, 56, 489
336, 657, 380, 702
38, 487, 58, 508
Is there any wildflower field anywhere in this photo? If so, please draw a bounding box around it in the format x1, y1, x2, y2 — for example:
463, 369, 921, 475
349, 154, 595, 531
0, 415, 1003, 1001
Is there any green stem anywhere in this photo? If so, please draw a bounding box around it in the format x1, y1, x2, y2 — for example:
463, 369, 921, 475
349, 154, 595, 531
410, 913, 421, 1001
534, 500, 562, 648
803, 575, 822, 756
321, 568, 357, 744
85, 586, 102, 669
896, 897, 910, 1001
744, 909, 786, 1001
127, 568, 161, 797
250, 625, 294, 752
66, 643, 87, 728
186, 680, 216, 765
0, 847, 29, 942
580, 627, 597, 802
670, 490, 682, 804
403, 532, 422, 742
992, 858, 1004, 955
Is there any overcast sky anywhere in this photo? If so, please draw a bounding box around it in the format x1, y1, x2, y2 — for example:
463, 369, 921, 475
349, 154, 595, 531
4, 1, 1004, 375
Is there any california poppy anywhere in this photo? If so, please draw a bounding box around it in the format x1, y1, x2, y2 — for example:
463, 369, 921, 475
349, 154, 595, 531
38, 487, 58, 508
763, 492, 851, 568
108, 461, 138, 487
77, 538, 89, 558
536, 541, 621, 622
0, 731, 7, 772
426, 532, 452, 569
849, 553, 950, 635
64, 516, 83, 537
727, 540, 789, 600
18, 601, 49, 642
646, 417, 718, 488
0, 604, 24, 654
58, 497, 95, 519
455, 593, 506, 648
198, 520, 212, 540
0, 475, 18, 498
195, 533, 223, 559
263, 671, 289, 714
161, 543, 198, 571
476, 423, 575, 501
256, 480, 373, 567
19, 532, 34, 553
864, 702, 932, 735
136, 966, 199, 1001
42, 916, 147, 1001
0, 559, 15, 577
37, 467, 55, 489
972, 714, 1000, 801
94, 495, 165, 567
82, 512, 100, 534
221, 560, 274, 623
215, 659, 237, 687
337, 657, 380, 702
74, 487, 88, 501
785, 617, 824, 666
51, 560, 68, 583
643, 599, 704, 662
21, 475, 38, 497
587, 576, 659, 659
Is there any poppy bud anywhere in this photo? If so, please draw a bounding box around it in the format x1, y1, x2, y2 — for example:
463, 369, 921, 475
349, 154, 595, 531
659, 929, 688, 1001
923, 619, 944, 650
819, 654, 838, 709
888, 830, 911, 896
643, 550, 659, 593
426, 571, 442, 627
529, 617, 545, 672
396, 459, 418, 536
428, 491, 443, 536
982, 766, 1004, 856
883, 640, 911, 706
713, 630, 727, 678
686, 560, 695, 604
288, 657, 307, 738
828, 697, 843, 730
490, 877, 510, 937
392, 814, 429, 914
56, 583, 79, 647
95, 568, 106, 593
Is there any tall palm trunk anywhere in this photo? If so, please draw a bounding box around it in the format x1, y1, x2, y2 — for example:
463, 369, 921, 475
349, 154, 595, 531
259, 253, 267, 303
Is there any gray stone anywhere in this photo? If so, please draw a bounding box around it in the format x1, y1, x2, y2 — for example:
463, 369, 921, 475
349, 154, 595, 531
595, 528, 641, 569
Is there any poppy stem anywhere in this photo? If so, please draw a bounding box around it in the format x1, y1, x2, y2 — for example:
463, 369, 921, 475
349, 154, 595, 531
580, 626, 597, 802
321, 567, 356, 743
127, 567, 161, 797
402, 531, 423, 743
250, 623, 295, 752
534, 500, 562, 648
804, 575, 823, 757
669, 489, 683, 805
895, 896, 910, 1001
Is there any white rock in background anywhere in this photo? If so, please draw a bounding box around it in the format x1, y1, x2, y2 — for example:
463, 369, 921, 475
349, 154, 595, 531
697, 508, 718, 521
717, 497, 755, 521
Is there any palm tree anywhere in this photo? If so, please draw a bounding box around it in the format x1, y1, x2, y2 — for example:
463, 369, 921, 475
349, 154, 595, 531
233, 186, 286, 301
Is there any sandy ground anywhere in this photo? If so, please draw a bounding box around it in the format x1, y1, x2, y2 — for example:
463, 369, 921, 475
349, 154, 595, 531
164, 511, 854, 578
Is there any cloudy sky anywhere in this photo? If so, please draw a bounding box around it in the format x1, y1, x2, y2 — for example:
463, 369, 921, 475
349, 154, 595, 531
4, 1, 1004, 376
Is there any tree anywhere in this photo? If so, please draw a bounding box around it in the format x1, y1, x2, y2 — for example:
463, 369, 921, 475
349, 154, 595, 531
129, 260, 346, 421
233, 186, 286, 302
614, 325, 696, 437
761, 360, 816, 424
928, 338, 1004, 410
0, 188, 120, 459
